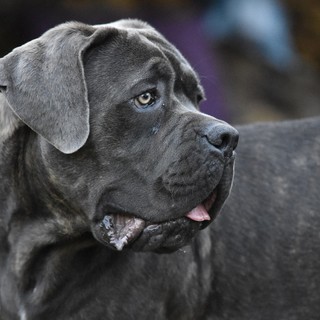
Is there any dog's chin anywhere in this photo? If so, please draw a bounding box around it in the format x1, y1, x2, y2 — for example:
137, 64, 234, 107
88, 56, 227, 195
91, 191, 216, 253
92, 214, 201, 253
91, 159, 235, 253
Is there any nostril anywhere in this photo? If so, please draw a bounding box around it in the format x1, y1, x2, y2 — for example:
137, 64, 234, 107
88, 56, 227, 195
212, 132, 232, 151
203, 124, 239, 157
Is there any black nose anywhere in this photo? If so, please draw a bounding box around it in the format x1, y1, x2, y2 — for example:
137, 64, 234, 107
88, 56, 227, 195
203, 123, 239, 158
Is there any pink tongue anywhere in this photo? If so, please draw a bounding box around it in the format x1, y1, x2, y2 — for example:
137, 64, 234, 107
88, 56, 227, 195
185, 204, 211, 222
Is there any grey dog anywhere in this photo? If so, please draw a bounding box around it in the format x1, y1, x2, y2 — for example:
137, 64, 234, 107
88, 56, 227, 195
0, 19, 319, 320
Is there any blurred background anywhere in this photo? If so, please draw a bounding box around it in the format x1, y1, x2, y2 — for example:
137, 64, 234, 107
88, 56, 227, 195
0, 0, 319, 124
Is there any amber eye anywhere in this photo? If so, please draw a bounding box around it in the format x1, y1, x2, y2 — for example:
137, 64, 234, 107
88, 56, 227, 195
134, 91, 156, 108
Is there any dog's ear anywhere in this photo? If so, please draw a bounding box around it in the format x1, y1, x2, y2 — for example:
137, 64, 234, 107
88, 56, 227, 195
0, 22, 116, 154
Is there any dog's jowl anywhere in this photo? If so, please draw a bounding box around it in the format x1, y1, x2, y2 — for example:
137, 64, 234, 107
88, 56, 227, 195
0, 20, 238, 319
2, 19, 320, 320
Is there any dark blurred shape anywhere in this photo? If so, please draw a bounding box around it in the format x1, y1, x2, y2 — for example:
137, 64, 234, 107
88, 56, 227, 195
202, 0, 320, 123
284, 0, 320, 72
203, 0, 297, 70
215, 43, 320, 123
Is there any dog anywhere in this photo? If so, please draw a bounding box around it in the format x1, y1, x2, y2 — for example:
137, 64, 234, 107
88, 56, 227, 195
1, 19, 319, 320
0, 20, 238, 319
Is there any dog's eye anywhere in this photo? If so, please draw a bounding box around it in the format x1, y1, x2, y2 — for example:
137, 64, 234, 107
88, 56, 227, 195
134, 91, 157, 108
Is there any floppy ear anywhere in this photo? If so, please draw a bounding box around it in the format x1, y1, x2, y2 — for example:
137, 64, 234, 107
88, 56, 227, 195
0, 22, 112, 154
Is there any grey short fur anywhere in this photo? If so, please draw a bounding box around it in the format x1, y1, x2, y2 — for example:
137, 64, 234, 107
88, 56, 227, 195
0, 19, 319, 320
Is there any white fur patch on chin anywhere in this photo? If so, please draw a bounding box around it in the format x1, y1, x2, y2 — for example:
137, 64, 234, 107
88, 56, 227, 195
0, 94, 22, 140
19, 306, 27, 320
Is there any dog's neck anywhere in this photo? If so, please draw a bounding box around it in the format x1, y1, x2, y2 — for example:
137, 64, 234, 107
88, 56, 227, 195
0, 129, 100, 317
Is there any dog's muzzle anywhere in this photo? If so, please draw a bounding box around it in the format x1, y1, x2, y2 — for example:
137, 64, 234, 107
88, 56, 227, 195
91, 121, 238, 252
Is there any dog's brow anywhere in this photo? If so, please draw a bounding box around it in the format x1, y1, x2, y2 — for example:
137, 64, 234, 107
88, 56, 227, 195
130, 77, 158, 94
130, 59, 173, 90
149, 59, 174, 77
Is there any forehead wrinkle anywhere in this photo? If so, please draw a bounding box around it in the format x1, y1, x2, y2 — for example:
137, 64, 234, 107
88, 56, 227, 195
147, 43, 201, 97
160, 47, 203, 99
129, 57, 174, 88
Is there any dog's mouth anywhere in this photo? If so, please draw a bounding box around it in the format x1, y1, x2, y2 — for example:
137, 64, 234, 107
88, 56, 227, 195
91, 157, 235, 253
92, 191, 217, 252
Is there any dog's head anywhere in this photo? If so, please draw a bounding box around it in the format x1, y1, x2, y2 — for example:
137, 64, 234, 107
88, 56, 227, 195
0, 20, 238, 253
